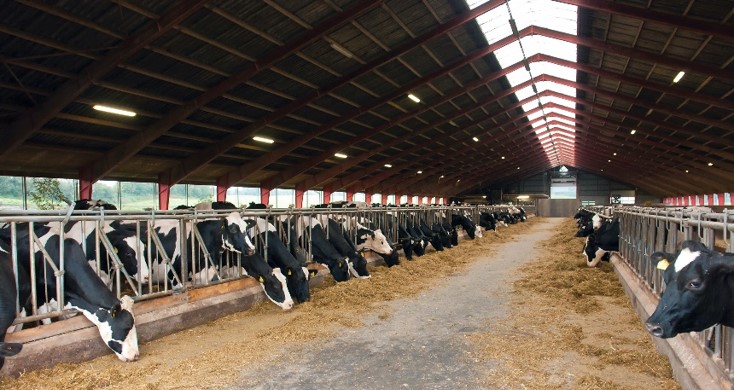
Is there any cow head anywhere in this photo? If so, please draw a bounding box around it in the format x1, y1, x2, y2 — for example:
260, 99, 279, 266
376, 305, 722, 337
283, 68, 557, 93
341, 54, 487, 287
244, 261, 294, 310
222, 212, 256, 255
356, 228, 394, 256
282, 266, 317, 303
347, 252, 370, 279
646, 241, 734, 338
108, 229, 150, 284
69, 294, 139, 362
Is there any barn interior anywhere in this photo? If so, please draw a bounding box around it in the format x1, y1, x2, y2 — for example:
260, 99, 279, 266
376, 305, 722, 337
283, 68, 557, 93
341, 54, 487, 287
1, 0, 732, 209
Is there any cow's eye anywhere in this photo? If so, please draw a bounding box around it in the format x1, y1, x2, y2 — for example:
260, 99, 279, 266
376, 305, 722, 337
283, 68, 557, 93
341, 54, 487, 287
687, 279, 703, 290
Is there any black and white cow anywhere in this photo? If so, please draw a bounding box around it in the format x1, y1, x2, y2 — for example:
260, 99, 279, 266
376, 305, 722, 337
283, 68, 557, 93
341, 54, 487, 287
417, 218, 443, 251
0, 244, 23, 369
144, 213, 294, 310
646, 241, 734, 338
385, 213, 423, 260
3, 224, 139, 361
74, 199, 118, 210
479, 212, 497, 232
63, 220, 150, 287
246, 217, 316, 303
582, 218, 620, 267
341, 216, 399, 267
317, 216, 370, 279
451, 213, 478, 239
286, 216, 351, 282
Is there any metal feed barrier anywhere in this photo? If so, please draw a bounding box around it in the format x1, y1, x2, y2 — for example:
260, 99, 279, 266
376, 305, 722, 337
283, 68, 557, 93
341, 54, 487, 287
1, 204, 523, 329
587, 205, 734, 382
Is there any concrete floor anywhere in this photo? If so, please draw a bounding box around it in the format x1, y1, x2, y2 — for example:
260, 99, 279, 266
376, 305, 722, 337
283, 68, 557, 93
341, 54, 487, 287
228, 218, 563, 390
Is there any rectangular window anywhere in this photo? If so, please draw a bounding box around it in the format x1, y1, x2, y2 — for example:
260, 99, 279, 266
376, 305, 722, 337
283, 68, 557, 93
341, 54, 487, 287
551, 178, 576, 199
303, 190, 322, 208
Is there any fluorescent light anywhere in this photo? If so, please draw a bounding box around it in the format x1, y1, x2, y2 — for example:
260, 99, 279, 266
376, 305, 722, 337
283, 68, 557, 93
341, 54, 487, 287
501, 156, 505, 160
407, 94, 421, 103
93, 104, 136, 117
334, 153, 348, 159
440, 175, 444, 178
516, 167, 520, 170
607, 159, 611, 162
708, 162, 713, 166
613, 152, 617, 156
630, 129, 636, 135
472, 137, 479, 142
673, 71, 685, 83
253, 136, 274, 144
384, 164, 392, 168
685, 169, 689, 173
330, 42, 354, 59
417, 170, 423, 174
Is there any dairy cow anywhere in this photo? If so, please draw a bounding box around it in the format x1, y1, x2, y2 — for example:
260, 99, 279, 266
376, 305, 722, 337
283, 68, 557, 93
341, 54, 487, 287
341, 216, 399, 267
3, 224, 139, 361
582, 218, 620, 267
318, 216, 370, 278
0, 244, 23, 369
646, 241, 734, 338
145, 205, 293, 310
246, 217, 316, 303
285, 215, 351, 282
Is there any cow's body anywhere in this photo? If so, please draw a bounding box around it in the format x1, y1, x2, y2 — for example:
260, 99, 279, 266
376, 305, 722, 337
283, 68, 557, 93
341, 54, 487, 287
646, 241, 734, 338
318, 217, 370, 278
286, 216, 351, 282
4, 224, 139, 361
0, 245, 23, 369
145, 212, 293, 310
583, 218, 620, 267
247, 217, 314, 303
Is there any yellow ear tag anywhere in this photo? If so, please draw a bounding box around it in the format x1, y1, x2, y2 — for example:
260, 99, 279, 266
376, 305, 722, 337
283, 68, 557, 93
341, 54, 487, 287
657, 259, 670, 271
114, 247, 118, 254
258, 276, 264, 283
287, 269, 292, 276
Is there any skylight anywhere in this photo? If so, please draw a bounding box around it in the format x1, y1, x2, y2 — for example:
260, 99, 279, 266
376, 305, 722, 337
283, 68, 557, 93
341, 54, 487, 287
467, 0, 578, 167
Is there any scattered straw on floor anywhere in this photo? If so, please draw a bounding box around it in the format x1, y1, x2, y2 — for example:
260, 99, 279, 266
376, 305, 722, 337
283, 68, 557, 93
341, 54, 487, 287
469, 218, 679, 390
0, 219, 538, 390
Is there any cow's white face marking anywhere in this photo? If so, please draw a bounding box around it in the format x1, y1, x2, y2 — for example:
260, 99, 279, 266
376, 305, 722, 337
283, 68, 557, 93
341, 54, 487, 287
123, 236, 150, 283
474, 226, 483, 238
301, 267, 310, 280
265, 269, 293, 310
592, 214, 602, 230
674, 248, 701, 273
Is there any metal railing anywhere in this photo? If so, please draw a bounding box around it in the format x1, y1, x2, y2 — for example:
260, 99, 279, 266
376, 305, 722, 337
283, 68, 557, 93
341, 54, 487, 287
3, 204, 523, 329
589, 205, 734, 378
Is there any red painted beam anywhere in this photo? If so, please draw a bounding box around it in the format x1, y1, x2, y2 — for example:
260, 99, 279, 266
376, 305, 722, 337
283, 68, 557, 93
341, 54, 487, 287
554, 0, 734, 41
0, 0, 210, 159
530, 26, 734, 83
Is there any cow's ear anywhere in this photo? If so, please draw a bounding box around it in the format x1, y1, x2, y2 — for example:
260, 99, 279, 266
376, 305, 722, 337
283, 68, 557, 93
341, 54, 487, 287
706, 254, 734, 276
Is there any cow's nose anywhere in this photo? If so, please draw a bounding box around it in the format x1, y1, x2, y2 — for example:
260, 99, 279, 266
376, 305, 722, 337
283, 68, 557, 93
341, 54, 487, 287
645, 322, 664, 337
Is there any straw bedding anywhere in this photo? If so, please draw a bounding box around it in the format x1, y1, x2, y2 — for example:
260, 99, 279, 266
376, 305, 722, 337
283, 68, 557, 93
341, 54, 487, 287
0, 217, 677, 389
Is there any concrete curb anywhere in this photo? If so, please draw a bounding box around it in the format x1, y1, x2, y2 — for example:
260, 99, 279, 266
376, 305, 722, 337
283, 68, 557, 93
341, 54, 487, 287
611, 254, 731, 390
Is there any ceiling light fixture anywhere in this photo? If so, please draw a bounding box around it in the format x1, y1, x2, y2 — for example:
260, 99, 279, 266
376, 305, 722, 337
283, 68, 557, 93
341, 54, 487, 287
673, 71, 685, 83
630, 129, 637, 135
93, 104, 136, 117
384, 164, 392, 168
253, 136, 274, 144
407, 93, 421, 103
517, 195, 529, 200
334, 153, 348, 159
417, 170, 423, 174
708, 162, 714, 166
501, 156, 505, 160
472, 137, 479, 142
613, 152, 617, 156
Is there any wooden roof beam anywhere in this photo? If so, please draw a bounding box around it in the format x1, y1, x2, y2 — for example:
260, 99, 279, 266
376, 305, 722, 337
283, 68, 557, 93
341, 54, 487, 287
160, 0, 507, 188
81, 0, 383, 185
0, 0, 210, 159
